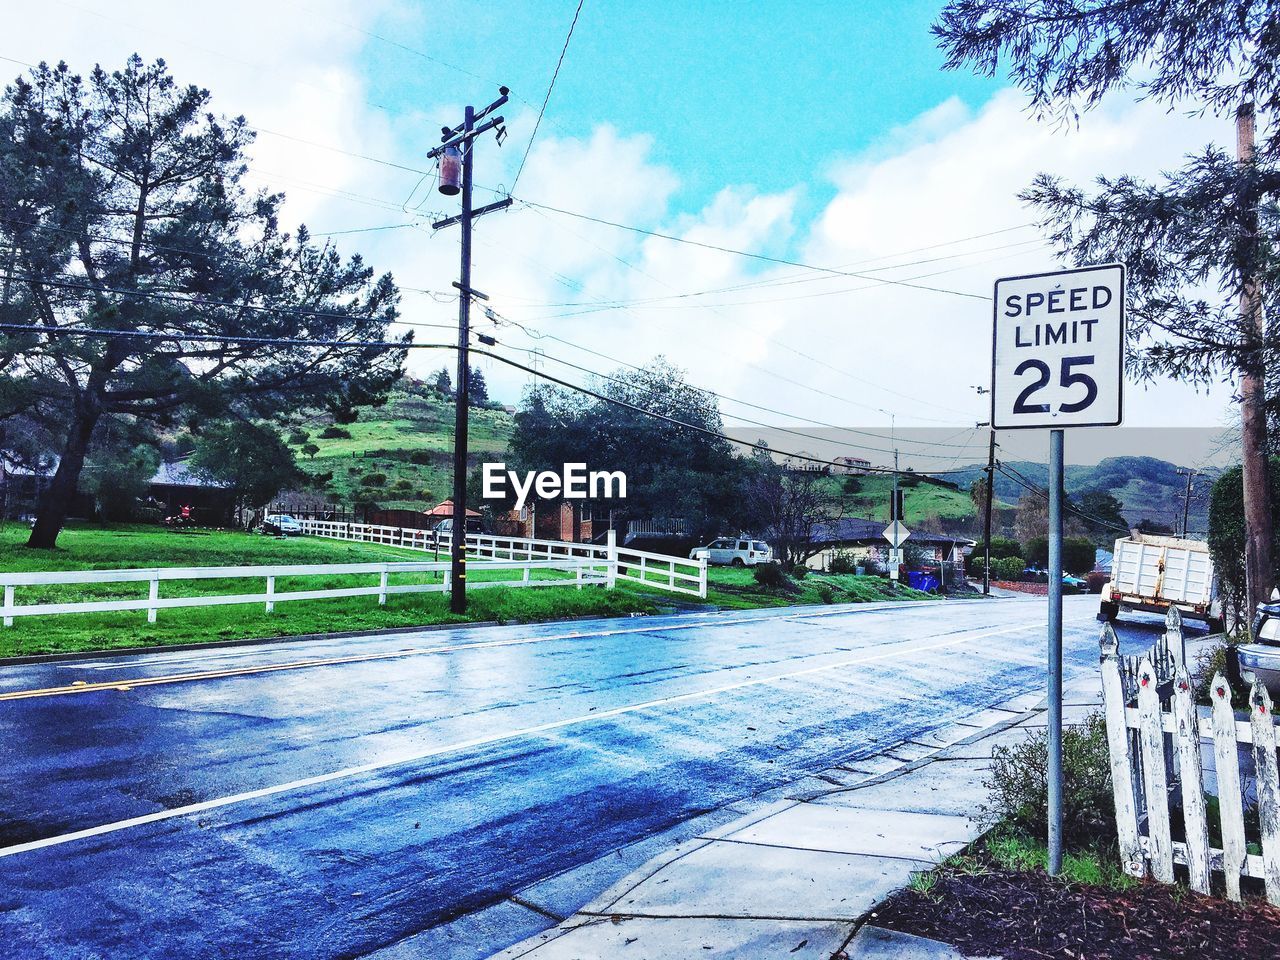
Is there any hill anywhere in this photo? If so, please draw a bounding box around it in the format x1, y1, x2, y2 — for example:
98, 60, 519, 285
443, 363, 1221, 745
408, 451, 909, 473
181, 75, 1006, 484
283, 380, 515, 511
944, 455, 1221, 536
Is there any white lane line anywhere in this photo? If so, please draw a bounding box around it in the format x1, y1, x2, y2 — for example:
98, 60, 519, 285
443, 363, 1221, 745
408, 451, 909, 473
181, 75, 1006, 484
51, 601, 942, 677
0, 617, 1070, 859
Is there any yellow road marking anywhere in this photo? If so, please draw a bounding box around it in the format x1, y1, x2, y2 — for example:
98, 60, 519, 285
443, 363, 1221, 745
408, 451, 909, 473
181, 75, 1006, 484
0, 601, 1040, 703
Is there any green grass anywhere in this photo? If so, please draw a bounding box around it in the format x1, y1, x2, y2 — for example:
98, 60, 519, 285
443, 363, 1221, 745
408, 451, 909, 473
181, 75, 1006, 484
983, 830, 1137, 890
691, 565, 934, 609
0, 522, 938, 658
839, 474, 977, 525
0, 521, 655, 657
288, 384, 514, 509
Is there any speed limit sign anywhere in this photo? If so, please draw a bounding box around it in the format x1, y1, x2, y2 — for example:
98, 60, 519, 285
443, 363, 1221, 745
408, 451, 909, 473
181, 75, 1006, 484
991, 264, 1124, 429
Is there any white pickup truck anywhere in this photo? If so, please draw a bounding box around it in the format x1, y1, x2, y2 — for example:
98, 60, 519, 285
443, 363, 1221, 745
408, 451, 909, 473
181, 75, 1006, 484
1098, 533, 1224, 632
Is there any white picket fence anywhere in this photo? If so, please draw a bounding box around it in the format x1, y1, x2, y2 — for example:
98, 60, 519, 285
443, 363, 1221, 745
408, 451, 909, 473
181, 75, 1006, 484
1100, 608, 1280, 903
296, 519, 708, 599
0, 557, 606, 626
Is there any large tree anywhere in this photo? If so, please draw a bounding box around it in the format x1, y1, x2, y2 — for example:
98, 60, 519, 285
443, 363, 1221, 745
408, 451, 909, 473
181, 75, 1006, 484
935, 1, 1280, 607
505, 358, 741, 536
740, 452, 842, 570
190, 420, 301, 527
0, 57, 407, 547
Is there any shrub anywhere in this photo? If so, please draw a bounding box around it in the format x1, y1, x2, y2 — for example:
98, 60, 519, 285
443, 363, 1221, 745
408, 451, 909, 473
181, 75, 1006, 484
1086, 571, 1108, 594
319, 426, 351, 440
1193, 640, 1248, 708
393, 479, 413, 491
828, 550, 859, 575
816, 583, 835, 604
409, 450, 434, 465
987, 536, 1022, 560
753, 563, 790, 590
992, 556, 1025, 581
288, 429, 310, 445
980, 712, 1113, 846
360, 472, 387, 486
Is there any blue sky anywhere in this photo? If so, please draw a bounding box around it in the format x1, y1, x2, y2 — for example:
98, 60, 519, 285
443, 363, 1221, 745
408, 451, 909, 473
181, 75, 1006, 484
365, 1, 1004, 217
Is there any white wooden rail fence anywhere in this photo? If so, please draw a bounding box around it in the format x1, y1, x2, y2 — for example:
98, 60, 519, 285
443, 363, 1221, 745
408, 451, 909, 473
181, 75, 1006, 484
295, 519, 708, 599
1100, 607, 1280, 903
0, 558, 606, 626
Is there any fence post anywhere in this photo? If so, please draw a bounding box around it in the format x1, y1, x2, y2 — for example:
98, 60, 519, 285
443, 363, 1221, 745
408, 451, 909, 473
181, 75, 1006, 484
1211, 673, 1247, 901
575, 560, 583, 590
266, 575, 276, 614
1249, 681, 1280, 905
1165, 605, 1186, 671
1098, 625, 1144, 877
147, 574, 160, 624
1136, 656, 1174, 883
377, 565, 389, 605
2, 584, 13, 627
606, 529, 617, 590
699, 557, 707, 598
1172, 665, 1211, 893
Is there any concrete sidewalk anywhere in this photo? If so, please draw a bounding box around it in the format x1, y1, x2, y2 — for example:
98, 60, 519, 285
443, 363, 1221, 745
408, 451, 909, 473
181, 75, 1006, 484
487, 671, 1106, 960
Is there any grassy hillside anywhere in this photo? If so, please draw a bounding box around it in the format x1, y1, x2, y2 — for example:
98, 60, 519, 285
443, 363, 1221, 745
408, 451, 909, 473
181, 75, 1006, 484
285, 380, 515, 510
946, 456, 1220, 534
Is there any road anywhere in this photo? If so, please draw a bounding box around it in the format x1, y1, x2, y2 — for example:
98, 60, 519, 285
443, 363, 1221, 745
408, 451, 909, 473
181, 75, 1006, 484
0, 594, 1180, 958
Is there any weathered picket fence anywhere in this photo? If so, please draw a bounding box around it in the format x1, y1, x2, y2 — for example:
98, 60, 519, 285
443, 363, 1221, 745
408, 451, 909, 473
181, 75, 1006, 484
0, 558, 606, 626
1100, 607, 1280, 903
296, 519, 709, 599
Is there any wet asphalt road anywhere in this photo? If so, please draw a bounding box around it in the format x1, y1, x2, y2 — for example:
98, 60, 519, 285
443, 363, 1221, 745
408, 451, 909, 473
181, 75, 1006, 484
0, 594, 1178, 958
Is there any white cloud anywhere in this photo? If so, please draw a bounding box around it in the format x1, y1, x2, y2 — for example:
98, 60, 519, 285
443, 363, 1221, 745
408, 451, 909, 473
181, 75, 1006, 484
5, 4, 1244, 469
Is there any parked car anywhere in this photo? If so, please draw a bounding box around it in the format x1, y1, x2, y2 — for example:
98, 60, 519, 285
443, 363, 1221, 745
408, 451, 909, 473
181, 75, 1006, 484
1236, 591, 1280, 698
262, 514, 302, 536
1062, 573, 1088, 589
689, 537, 773, 567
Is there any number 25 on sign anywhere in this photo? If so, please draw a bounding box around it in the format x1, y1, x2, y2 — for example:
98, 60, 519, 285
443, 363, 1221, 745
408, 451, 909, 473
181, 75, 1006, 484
991, 264, 1125, 430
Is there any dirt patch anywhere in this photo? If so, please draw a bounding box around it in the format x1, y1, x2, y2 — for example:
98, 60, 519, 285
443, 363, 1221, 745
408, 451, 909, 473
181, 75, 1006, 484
874, 867, 1280, 959
990, 581, 1050, 595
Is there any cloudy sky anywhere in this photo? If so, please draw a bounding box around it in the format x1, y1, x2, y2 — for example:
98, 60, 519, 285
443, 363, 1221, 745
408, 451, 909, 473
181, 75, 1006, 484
4, 0, 1249, 469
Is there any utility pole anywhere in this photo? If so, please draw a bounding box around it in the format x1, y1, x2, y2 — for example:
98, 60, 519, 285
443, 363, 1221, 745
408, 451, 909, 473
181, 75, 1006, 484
429, 87, 511, 614
1176, 467, 1198, 539
1237, 101, 1274, 621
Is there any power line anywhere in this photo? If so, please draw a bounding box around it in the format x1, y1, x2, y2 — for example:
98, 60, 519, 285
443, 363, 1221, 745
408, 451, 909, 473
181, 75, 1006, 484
996, 462, 1130, 535
510, 0, 585, 195
512, 198, 991, 302
463, 305, 983, 451
0, 320, 976, 477
488, 337, 985, 462
0, 267, 456, 331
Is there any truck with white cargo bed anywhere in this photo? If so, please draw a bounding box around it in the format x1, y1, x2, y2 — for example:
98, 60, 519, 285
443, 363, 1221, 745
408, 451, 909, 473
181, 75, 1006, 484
1098, 533, 1224, 633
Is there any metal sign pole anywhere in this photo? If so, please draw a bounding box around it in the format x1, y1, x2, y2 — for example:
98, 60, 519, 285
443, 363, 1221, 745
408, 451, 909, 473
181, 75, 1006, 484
1047, 427, 1064, 875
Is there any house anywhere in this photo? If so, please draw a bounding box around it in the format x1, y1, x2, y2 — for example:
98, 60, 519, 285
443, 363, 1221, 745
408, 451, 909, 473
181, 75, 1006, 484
2, 451, 233, 524
149, 457, 234, 524
415, 499, 484, 533
801, 517, 974, 571
833, 456, 872, 475
491, 501, 597, 543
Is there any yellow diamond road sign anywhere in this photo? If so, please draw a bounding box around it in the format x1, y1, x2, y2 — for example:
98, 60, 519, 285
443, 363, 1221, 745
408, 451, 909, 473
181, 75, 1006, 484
883, 521, 909, 548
